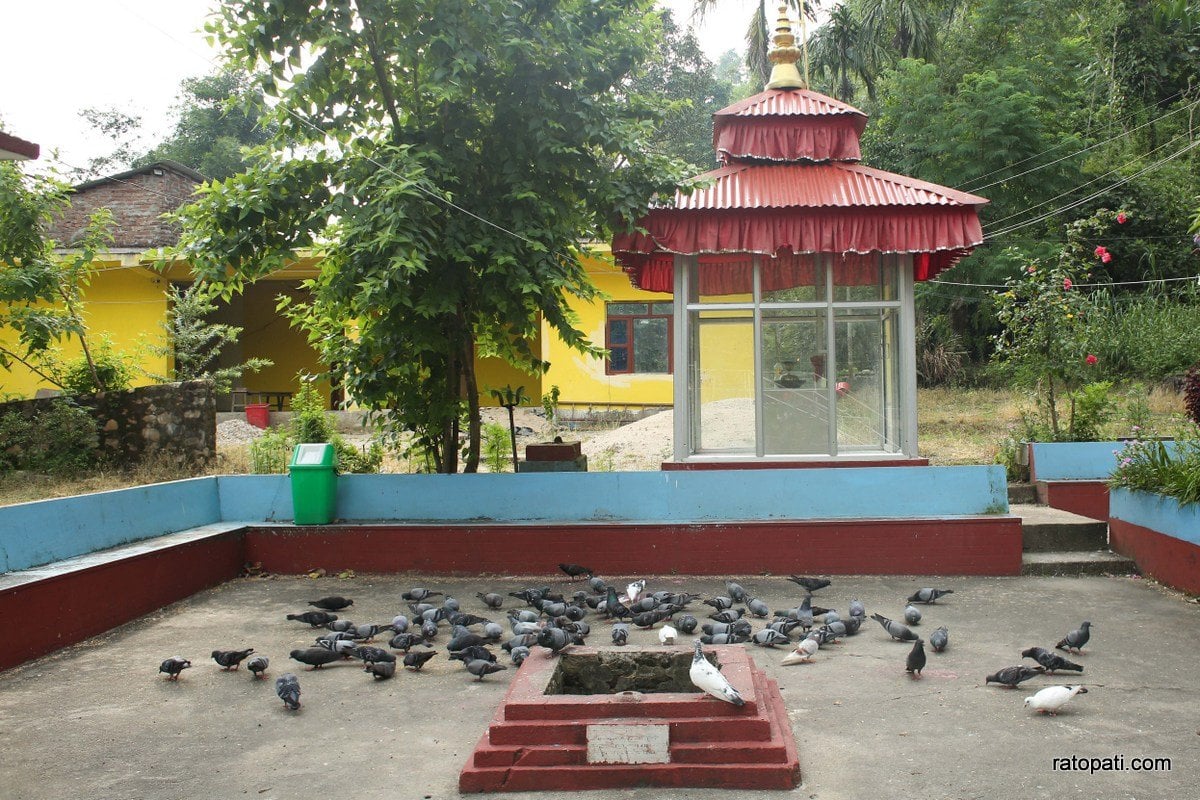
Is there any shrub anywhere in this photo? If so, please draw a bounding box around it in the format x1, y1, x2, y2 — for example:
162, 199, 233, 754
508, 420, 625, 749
916, 315, 966, 387
1110, 438, 1200, 506
482, 422, 512, 473
1185, 364, 1200, 427
248, 426, 292, 474
0, 400, 98, 475
290, 381, 335, 444
58, 337, 133, 395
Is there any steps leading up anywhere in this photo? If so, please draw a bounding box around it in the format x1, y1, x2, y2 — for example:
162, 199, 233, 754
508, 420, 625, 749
1021, 550, 1138, 576
1010, 503, 1138, 576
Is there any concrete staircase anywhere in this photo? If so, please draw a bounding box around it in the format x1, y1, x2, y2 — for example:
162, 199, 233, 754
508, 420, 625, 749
1008, 484, 1137, 576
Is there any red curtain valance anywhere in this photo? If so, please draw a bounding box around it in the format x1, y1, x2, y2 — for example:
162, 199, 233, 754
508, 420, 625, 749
713, 116, 865, 164
628, 252, 924, 295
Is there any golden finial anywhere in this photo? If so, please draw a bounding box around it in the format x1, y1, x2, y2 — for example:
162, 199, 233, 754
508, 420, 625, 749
766, 4, 806, 90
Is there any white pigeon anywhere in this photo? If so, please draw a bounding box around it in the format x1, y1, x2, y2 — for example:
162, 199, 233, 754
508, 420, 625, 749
780, 638, 819, 665
658, 624, 678, 646
689, 641, 744, 706
626, 579, 646, 603
1024, 685, 1089, 715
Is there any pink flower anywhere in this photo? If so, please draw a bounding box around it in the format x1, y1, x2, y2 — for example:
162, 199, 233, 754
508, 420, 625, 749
1116, 212, 1128, 224
1085, 354, 1098, 365
1101, 252, 1112, 263
1026, 265, 1037, 274
1063, 278, 1073, 289
1094, 245, 1108, 259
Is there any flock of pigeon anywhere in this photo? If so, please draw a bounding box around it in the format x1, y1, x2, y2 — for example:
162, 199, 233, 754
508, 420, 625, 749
157, 563, 1093, 717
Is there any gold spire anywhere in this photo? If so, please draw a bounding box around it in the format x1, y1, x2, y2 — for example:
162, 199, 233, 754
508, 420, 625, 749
765, 4, 806, 90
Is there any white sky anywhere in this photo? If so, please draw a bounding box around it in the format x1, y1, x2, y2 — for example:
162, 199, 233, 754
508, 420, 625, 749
0, 1, 751, 172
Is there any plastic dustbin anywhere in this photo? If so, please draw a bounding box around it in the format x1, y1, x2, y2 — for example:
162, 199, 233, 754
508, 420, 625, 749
289, 443, 337, 524
245, 403, 271, 429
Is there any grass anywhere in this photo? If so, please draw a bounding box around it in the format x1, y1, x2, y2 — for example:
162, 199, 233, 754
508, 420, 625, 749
0, 386, 1189, 506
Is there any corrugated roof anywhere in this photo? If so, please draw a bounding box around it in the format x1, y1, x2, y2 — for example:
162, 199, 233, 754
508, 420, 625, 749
675, 162, 989, 210
715, 89, 866, 120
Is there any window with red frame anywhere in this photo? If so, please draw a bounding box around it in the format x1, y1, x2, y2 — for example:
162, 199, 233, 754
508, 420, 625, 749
606, 301, 673, 374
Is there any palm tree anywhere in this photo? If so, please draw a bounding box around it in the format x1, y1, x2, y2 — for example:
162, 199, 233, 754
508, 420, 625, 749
858, 0, 938, 62
694, 0, 813, 89
809, 4, 880, 102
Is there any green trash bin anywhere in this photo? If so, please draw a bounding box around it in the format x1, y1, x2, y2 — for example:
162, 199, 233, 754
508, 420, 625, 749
289, 443, 337, 524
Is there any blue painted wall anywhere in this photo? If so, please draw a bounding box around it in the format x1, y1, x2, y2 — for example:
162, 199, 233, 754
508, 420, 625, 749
1030, 441, 1180, 482
1110, 487, 1200, 546
0, 477, 220, 573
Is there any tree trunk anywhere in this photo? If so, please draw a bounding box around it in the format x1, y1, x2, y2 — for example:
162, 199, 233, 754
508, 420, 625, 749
461, 325, 481, 473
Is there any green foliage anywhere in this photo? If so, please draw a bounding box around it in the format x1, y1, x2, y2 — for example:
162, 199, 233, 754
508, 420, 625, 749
1083, 288, 1200, 381
56, 337, 134, 396
248, 426, 292, 474
1110, 438, 1200, 506
992, 429, 1029, 482
0, 400, 98, 475
916, 315, 965, 386
290, 381, 335, 444
1065, 381, 1115, 442
1186, 364, 1200, 427
482, 422, 512, 473
173, 0, 693, 474
541, 385, 561, 431
334, 439, 384, 474
146, 283, 271, 393
247, 383, 383, 474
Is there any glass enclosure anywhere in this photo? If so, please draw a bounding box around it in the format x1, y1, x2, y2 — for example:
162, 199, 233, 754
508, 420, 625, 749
676, 253, 911, 459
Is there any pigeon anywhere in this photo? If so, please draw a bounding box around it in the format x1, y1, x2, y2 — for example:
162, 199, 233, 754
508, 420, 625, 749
659, 624, 678, 645
703, 620, 752, 637
537, 626, 572, 655
752, 629, 790, 647
903, 605, 922, 625
907, 588, 954, 604
700, 632, 749, 645
632, 610, 671, 629
905, 639, 926, 678
708, 609, 744, 624
477, 592, 504, 609
689, 642, 744, 706
604, 587, 633, 621
781, 638, 819, 665
502, 634, 539, 652
703, 596, 734, 611
402, 587, 442, 602
1022, 646, 1083, 673
787, 575, 831, 593
626, 580, 647, 603
246, 655, 270, 678
466, 659, 509, 680
287, 611, 337, 627
841, 615, 863, 635
365, 660, 396, 680
986, 665, 1046, 688
768, 618, 801, 637
275, 673, 301, 710
631, 596, 662, 613
448, 633, 489, 652
508, 619, 541, 636
449, 611, 491, 627
420, 619, 439, 640
870, 613, 919, 641
403, 650, 437, 671
448, 645, 497, 664
676, 614, 699, 634
510, 609, 540, 624
1025, 685, 1088, 715
290, 647, 342, 670
350, 624, 384, 642
389, 633, 429, 651
482, 622, 504, 641
930, 626, 949, 653
724, 581, 748, 603
442, 596, 461, 613
848, 597, 866, 618
351, 646, 396, 664
560, 605, 587, 622
308, 596, 353, 611
159, 657, 191, 680
327, 619, 355, 632
745, 597, 770, 618
316, 638, 356, 657
588, 577, 608, 594
1056, 621, 1092, 654
211, 648, 255, 670
389, 615, 409, 633
558, 563, 593, 579
510, 646, 531, 665
612, 624, 629, 646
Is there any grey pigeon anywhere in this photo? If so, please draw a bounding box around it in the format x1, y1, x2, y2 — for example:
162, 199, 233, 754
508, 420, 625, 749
905, 639, 926, 677
389, 615, 409, 633
611, 624, 629, 646
689, 641, 744, 706
1056, 621, 1092, 654
246, 655, 270, 678
907, 588, 954, 604
537, 626, 572, 655
841, 615, 863, 635
287, 611, 337, 627
420, 619, 439, 640
403, 650, 437, 671
870, 613, 919, 641
442, 596, 461, 613
1022, 646, 1083, 673
449, 645, 496, 664
466, 659, 509, 680
558, 563, 593, 579
604, 587, 633, 621
275, 673, 301, 710
510, 609, 539, 624
290, 647, 342, 670
159, 657, 191, 680
448, 633, 488, 652
903, 605, 922, 625
787, 575, 831, 592
631, 597, 662, 613
402, 587, 441, 601
352, 646, 395, 664
588, 577, 608, 594
676, 614, 698, 634
211, 648, 255, 670
745, 597, 770, 618
327, 619, 355, 632
350, 624, 383, 642
477, 592, 504, 609
725, 581, 748, 603
752, 629, 791, 647
849, 597, 866, 618
389, 633, 428, 652
768, 618, 801, 637
929, 626, 949, 652
365, 660, 396, 680
986, 665, 1046, 688
700, 632, 749, 645
510, 646, 531, 665
708, 608, 744, 624
308, 596, 353, 611
703, 596, 734, 611
482, 622, 504, 641
501, 634, 539, 652
822, 609, 841, 625
703, 620, 752, 637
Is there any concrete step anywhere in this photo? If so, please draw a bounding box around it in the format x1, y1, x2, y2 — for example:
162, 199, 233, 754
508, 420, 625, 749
1007, 482, 1038, 505
1011, 503, 1109, 552
1021, 550, 1138, 576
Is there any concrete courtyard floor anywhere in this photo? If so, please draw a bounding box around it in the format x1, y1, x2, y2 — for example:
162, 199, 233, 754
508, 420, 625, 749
1, 572, 1196, 800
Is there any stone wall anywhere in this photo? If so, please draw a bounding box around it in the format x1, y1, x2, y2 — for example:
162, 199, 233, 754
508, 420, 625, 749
0, 381, 215, 468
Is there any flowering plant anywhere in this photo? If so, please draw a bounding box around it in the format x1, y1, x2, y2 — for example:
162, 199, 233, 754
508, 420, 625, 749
1110, 438, 1200, 506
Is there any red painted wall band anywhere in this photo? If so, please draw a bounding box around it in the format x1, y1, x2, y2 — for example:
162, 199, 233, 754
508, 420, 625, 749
1109, 519, 1200, 595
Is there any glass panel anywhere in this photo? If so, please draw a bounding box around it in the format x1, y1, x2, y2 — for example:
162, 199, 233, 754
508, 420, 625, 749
633, 317, 670, 373
608, 318, 629, 345
689, 259, 755, 304
608, 346, 629, 372
832, 254, 882, 302
689, 310, 754, 452
762, 254, 825, 303
761, 312, 830, 454
609, 302, 648, 315
833, 309, 900, 452
651, 301, 674, 314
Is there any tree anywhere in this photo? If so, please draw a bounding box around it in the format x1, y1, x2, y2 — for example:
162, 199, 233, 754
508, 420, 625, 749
695, 0, 810, 89
809, 3, 880, 102
171, 0, 692, 474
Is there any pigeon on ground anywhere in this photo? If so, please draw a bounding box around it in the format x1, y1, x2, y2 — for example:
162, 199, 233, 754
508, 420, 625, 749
558, 563, 594, 579
402, 587, 442, 602
631, 596, 662, 613
351, 624, 385, 642
1025, 685, 1088, 715
849, 598, 866, 618
510, 609, 540, 624
781, 638, 819, 665
466, 659, 509, 680
675, 614, 698, 634
448, 633, 489, 652
611, 624, 629, 646
632, 609, 672, 629
212, 648, 255, 670
752, 629, 790, 647
420, 619, 439, 640
508, 618, 540, 636
287, 611, 337, 627
502, 634, 539, 652
659, 624, 678, 645
725, 581, 748, 603
352, 646, 396, 664
700, 632, 749, 645
327, 619, 355, 632
903, 605, 922, 625
448, 645, 497, 664
450, 611, 491, 628
704, 596, 734, 611
537, 626, 572, 655
389, 615, 409, 633
290, 648, 342, 670
626, 580, 647, 603
403, 650, 437, 671
159, 657, 191, 680
787, 575, 831, 592
389, 633, 429, 652
841, 615, 863, 635
907, 588, 954, 604
870, 613, 919, 641
482, 622, 504, 641
477, 592, 504, 609
1022, 646, 1083, 673
308, 596, 353, 611
246, 655, 269, 678
510, 646, 531, 665
905, 639, 926, 678
703, 620, 752, 637
365, 660, 396, 680
1056, 621, 1092, 654
689, 642, 744, 706
930, 626, 949, 652
605, 587, 633, 621
986, 665, 1046, 688
768, 618, 802, 637
746, 597, 771, 618
275, 673, 301, 710
442, 596, 461, 613
708, 608, 745, 624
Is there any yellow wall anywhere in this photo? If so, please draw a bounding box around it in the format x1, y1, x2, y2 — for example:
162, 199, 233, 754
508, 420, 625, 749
540, 251, 674, 407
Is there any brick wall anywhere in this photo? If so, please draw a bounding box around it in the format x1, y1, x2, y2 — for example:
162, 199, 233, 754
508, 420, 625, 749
49, 164, 202, 249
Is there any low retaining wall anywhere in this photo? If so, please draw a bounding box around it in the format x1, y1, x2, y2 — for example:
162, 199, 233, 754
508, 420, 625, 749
1109, 487, 1200, 595
1027, 441, 1159, 520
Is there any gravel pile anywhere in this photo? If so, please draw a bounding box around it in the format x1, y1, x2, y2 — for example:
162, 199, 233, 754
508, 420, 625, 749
216, 419, 268, 445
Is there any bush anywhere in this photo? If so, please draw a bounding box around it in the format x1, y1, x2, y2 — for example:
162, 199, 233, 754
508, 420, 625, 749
290, 382, 335, 444
1185, 364, 1200, 427
1110, 438, 1200, 506
916, 315, 966, 386
58, 337, 133, 395
482, 422, 512, 473
248, 426, 292, 474
1086, 291, 1200, 382
0, 400, 98, 475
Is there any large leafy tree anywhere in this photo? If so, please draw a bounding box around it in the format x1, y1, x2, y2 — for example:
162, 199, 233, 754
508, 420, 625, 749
171, 0, 691, 473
